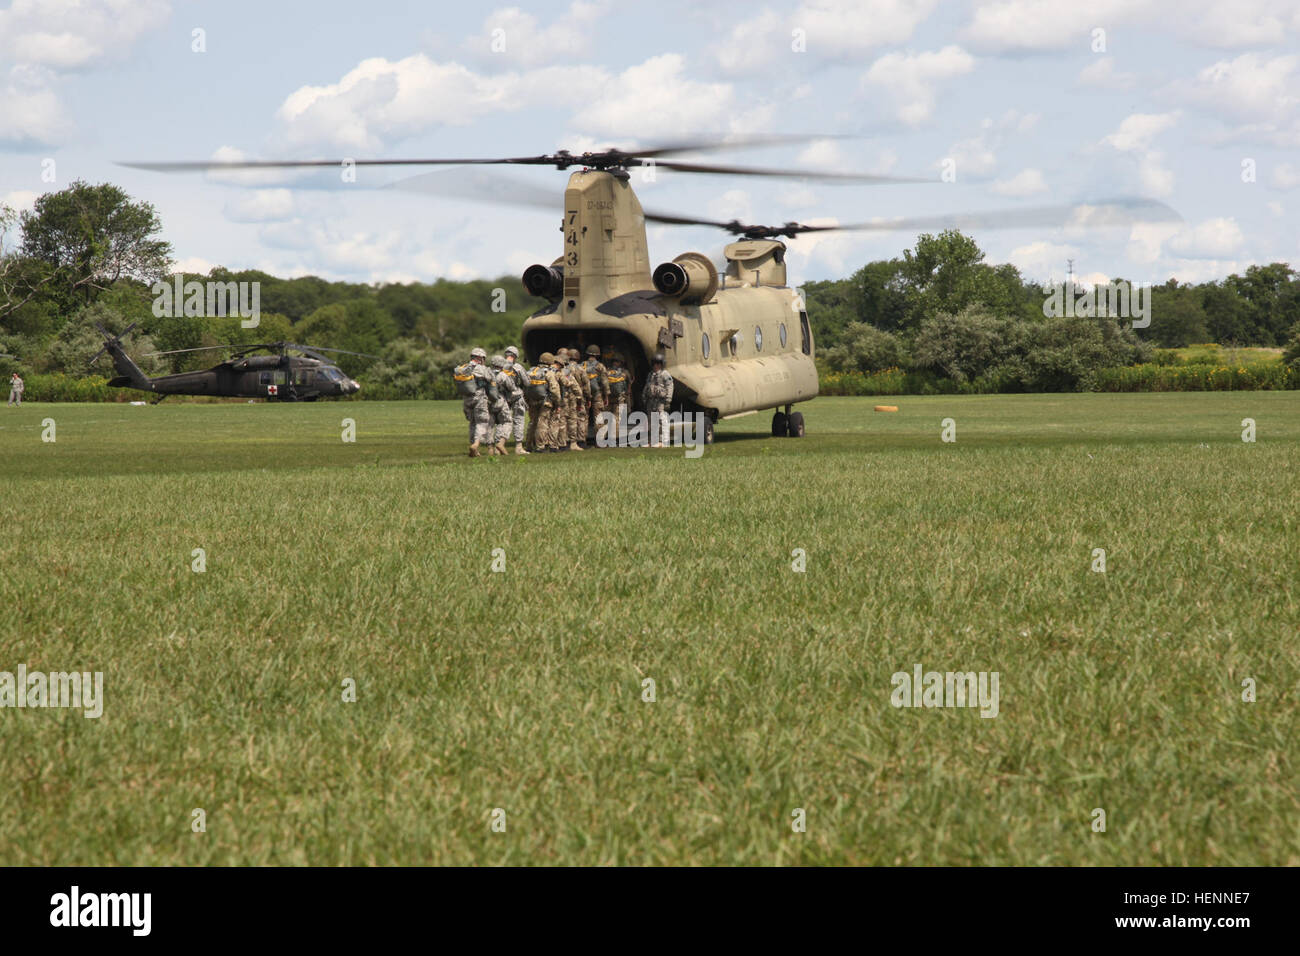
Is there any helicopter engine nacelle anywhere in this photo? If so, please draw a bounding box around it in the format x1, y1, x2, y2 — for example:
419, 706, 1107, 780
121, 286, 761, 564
652, 252, 718, 305
523, 263, 564, 300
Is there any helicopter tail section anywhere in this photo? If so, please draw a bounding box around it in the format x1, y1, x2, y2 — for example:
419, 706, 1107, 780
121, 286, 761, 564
92, 323, 154, 391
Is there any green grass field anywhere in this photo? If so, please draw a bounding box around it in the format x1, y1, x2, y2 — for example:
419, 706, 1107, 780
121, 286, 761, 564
1, 393, 1297, 865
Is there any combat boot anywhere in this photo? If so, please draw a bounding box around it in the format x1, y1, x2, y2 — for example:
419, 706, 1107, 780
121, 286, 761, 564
468, 441, 481, 458
495, 439, 508, 455
568, 440, 582, 451
515, 443, 529, 455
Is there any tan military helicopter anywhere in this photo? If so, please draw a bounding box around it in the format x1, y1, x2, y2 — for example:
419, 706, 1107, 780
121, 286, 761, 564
125, 137, 1177, 441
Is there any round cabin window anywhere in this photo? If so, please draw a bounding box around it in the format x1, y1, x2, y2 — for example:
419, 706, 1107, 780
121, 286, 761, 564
701, 332, 710, 359
779, 322, 788, 348
755, 326, 763, 351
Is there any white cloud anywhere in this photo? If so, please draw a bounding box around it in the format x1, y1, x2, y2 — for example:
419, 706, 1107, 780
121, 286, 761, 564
862, 45, 976, 126
224, 189, 297, 223
172, 256, 216, 276
1180, 52, 1299, 122
2, 190, 38, 212
1167, 217, 1246, 257
1100, 113, 1179, 197
464, 2, 609, 68
1102, 112, 1180, 152
569, 54, 737, 140
1005, 240, 1078, 282
0, 66, 69, 145
0, 0, 170, 70
1077, 58, 1136, 90
706, 189, 753, 224
943, 110, 1038, 177
963, 1, 1297, 54
717, 1, 938, 75
962, 1, 1142, 54
990, 168, 1047, 197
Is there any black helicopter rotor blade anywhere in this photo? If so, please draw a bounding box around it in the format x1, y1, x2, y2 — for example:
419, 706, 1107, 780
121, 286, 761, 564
651, 159, 935, 183
643, 197, 1183, 239
118, 134, 927, 182
286, 344, 380, 359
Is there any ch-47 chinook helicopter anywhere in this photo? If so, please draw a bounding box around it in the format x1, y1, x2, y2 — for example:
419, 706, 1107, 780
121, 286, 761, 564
124, 136, 1177, 438
91, 323, 367, 402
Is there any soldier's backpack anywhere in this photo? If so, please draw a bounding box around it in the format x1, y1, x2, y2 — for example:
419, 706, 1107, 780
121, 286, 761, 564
525, 366, 550, 402
453, 362, 480, 398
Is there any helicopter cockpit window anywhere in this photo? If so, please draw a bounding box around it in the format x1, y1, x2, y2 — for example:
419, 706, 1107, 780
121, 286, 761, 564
701, 333, 710, 359
800, 311, 811, 355
779, 322, 788, 348
754, 326, 763, 351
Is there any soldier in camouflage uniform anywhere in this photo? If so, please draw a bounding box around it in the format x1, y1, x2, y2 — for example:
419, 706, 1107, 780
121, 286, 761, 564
583, 343, 610, 441
565, 347, 590, 447
642, 351, 674, 447
502, 346, 530, 454
452, 346, 498, 457
553, 351, 583, 452
525, 352, 561, 452
488, 355, 515, 456
605, 352, 631, 442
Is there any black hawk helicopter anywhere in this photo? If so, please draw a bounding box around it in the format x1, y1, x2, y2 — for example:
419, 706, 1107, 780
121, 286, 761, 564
92, 323, 367, 402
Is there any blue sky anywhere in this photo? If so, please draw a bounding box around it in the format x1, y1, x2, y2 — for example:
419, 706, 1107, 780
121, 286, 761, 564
2, 0, 1298, 291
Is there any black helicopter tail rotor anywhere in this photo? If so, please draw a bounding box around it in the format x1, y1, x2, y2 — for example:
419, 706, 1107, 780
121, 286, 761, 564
88, 322, 138, 366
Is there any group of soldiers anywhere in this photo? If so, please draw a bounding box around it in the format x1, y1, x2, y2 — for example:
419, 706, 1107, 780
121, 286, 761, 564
453, 345, 674, 457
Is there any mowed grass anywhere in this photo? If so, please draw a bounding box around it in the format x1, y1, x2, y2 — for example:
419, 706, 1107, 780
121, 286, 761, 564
0, 393, 1297, 866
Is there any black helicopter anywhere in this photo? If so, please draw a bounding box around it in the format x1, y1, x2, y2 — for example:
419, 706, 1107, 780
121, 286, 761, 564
92, 323, 368, 402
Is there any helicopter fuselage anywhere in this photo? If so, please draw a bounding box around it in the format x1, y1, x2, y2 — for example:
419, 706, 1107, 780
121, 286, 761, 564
521, 169, 818, 422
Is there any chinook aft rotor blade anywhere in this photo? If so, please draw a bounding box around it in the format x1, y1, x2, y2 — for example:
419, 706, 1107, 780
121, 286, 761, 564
644, 197, 1183, 239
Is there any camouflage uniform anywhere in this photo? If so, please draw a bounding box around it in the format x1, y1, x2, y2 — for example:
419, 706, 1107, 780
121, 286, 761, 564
566, 349, 589, 445
502, 348, 529, 447
553, 355, 583, 451
606, 359, 631, 439
489, 366, 514, 452
583, 345, 610, 439
642, 358, 674, 447
525, 355, 561, 451
453, 349, 498, 456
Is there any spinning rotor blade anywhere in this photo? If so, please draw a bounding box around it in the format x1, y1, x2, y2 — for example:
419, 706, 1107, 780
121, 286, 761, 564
119, 134, 927, 183
641, 197, 1183, 239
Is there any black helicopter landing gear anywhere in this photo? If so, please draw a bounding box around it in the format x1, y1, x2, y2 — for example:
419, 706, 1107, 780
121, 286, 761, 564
773, 405, 804, 438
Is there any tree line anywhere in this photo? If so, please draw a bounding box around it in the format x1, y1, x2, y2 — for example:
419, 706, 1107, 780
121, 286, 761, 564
3, 181, 1298, 397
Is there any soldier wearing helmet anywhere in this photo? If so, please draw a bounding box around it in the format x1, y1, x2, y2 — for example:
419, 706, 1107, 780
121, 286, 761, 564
583, 343, 610, 442
606, 351, 631, 440
565, 346, 590, 447
642, 352, 674, 447
452, 346, 498, 457
525, 351, 562, 452
487, 354, 515, 456
501, 346, 531, 455
553, 350, 582, 451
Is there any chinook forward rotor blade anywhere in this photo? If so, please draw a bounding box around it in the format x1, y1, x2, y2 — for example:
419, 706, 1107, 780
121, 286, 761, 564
119, 134, 928, 182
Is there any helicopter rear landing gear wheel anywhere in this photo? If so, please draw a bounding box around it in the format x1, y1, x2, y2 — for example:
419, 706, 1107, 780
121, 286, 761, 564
772, 411, 788, 437
788, 411, 805, 437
